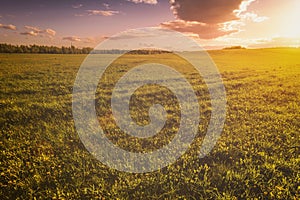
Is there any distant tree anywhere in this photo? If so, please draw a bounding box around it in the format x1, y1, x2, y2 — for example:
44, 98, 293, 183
223, 46, 246, 50
0, 43, 93, 54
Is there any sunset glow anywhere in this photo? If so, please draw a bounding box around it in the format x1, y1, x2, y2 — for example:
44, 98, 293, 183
279, 1, 300, 38
0, 0, 299, 49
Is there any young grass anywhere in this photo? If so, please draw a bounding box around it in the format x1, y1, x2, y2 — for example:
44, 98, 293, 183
0, 49, 299, 199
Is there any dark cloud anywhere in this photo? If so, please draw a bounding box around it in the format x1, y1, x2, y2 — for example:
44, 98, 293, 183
160, 0, 251, 39
160, 20, 237, 39
170, 0, 242, 24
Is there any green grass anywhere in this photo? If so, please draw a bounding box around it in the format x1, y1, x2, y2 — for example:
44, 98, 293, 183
0, 49, 299, 199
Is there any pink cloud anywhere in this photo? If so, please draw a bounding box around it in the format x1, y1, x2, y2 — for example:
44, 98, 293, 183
63, 36, 81, 42
87, 10, 119, 16
127, 0, 158, 5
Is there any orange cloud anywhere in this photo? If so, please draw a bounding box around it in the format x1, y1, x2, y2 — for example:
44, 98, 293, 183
63, 36, 81, 42
24, 26, 41, 33
22, 26, 56, 37
0, 23, 17, 30
44, 29, 56, 36
160, 20, 237, 39
20, 31, 38, 36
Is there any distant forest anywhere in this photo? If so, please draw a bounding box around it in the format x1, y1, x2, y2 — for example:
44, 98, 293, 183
0, 43, 172, 54
0, 43, 93, 54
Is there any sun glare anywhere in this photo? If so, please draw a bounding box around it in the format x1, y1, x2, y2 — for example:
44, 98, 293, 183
280, 0, 300, 38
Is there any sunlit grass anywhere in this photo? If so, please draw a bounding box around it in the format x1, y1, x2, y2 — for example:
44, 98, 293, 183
0, 49, 299, 199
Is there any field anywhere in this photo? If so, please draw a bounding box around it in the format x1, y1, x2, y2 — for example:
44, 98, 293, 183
0, 48, 299, 199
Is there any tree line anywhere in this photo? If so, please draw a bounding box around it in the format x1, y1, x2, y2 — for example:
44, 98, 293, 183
0, 43, 93, 54
0, 43, 173, 54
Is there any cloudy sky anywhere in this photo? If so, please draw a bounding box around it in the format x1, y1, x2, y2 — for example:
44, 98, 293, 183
0, 0, 299, 49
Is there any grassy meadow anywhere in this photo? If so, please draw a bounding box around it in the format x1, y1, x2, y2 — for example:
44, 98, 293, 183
0, 48, 299, 199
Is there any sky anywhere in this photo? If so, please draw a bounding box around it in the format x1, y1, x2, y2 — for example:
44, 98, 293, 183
0, 0, 299, 49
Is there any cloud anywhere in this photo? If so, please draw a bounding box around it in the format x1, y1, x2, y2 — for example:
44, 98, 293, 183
76, 6, 119, 17
161, 0, 267, 39
82, 37, 96, 44
25, 25, 41, 33
103, 3, 110, 9
75, 14, 85, 17
161, 0, 245, 39
44, 28, 56, 36
222, 0, 268, 32
239, 12, 268, 23
0, 23, 17, 30
170, 0, 242, 24
220, 20, 244, 33
72, 4, 83, 9
63, 36, 81, 42
249, 37, 300, 48
127, 0, 158, 5
234, 0, 255, 16
160, 20, 237, 39
234, 0, 268, 22
21, 25, 56, 37
20, 31, 38, 36
62, 36, 100, 44
107, 29, 160, 41
87, 10, 119, 16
